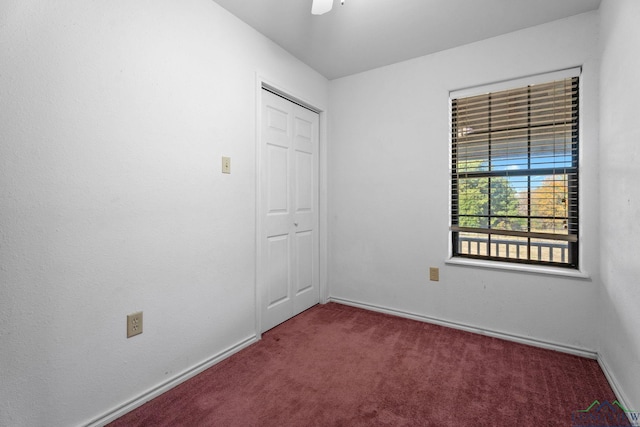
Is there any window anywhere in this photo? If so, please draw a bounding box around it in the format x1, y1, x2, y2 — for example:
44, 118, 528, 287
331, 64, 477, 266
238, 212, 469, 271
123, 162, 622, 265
450, 71, 579, 268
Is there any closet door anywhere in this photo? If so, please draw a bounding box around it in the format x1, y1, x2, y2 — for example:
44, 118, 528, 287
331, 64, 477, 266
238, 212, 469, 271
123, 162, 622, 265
259, 89, 319, 332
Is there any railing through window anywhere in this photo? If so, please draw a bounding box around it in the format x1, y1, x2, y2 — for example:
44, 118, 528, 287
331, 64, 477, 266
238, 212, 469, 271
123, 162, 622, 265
458, 236, 569, 264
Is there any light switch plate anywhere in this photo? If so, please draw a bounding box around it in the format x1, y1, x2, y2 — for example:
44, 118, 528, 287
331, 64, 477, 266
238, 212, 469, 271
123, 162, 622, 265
429, 267, 440, 282
222, 156, 231, 174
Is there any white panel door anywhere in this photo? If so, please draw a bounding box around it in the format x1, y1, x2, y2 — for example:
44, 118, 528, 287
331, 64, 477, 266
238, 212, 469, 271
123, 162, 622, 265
260, 89, 319, 332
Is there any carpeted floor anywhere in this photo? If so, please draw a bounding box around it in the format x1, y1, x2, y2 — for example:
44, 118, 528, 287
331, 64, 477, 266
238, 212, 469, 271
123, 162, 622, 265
109, 302, 627, 426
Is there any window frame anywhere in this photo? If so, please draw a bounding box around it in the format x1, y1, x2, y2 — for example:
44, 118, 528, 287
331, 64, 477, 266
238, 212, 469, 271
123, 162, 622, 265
449, 68, 581, 270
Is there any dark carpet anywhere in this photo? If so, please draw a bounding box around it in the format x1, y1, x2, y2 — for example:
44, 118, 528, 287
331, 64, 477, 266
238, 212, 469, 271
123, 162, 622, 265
109, 302, 626, 426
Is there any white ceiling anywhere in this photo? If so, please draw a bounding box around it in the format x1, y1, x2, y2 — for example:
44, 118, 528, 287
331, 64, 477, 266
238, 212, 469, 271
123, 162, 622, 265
212, 0, 601, 80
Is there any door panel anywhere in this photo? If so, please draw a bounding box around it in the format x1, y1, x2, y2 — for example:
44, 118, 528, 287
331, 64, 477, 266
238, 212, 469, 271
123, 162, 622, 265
260, 89, 319, 332
267, 145, 289, 213
266, 104, 289, 133
295, 151, 313, 211
295, 231, 313, 295
266, 235, 290, 307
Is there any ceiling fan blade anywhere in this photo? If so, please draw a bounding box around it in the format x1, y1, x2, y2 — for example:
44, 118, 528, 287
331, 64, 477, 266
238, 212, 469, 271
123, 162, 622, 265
311, 0, 333, 15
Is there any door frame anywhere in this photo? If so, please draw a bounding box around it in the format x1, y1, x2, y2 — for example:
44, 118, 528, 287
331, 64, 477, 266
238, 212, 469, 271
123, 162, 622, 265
255, 74, 328, 337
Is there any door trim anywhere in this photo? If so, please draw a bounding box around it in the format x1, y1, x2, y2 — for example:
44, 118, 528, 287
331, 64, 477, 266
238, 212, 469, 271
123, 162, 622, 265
255, 74, 328, 338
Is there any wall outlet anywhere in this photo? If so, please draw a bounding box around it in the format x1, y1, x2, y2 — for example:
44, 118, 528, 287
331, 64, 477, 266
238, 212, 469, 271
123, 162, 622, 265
429, 267, 440, 282
222, 156, 231, 174
127, 311, 143, 338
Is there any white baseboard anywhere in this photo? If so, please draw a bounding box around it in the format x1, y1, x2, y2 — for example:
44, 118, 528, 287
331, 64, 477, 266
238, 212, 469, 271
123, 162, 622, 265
598, 355, 639, 426
329, 297, 598, 359
83, 334, 258, 427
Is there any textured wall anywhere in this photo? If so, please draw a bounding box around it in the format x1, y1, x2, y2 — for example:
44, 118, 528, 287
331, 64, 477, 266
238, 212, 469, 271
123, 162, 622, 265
328, 12, 601, 352
598, 0, 640, 409
0, 1, 327, 426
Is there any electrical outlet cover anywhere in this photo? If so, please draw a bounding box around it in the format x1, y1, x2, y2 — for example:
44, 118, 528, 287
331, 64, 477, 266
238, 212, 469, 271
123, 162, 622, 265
222, 156, 231, 174
127, 312, 143, 338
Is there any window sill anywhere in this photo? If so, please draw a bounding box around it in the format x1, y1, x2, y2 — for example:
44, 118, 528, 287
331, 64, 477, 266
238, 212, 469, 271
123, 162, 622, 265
445, 257, 591, 280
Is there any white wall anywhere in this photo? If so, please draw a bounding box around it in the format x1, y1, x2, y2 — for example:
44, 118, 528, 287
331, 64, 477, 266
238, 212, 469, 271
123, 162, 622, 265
328, 12, 600, 352
0, 1, 328, 426
4, 1, 639, 424
598, 0, 640, 409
